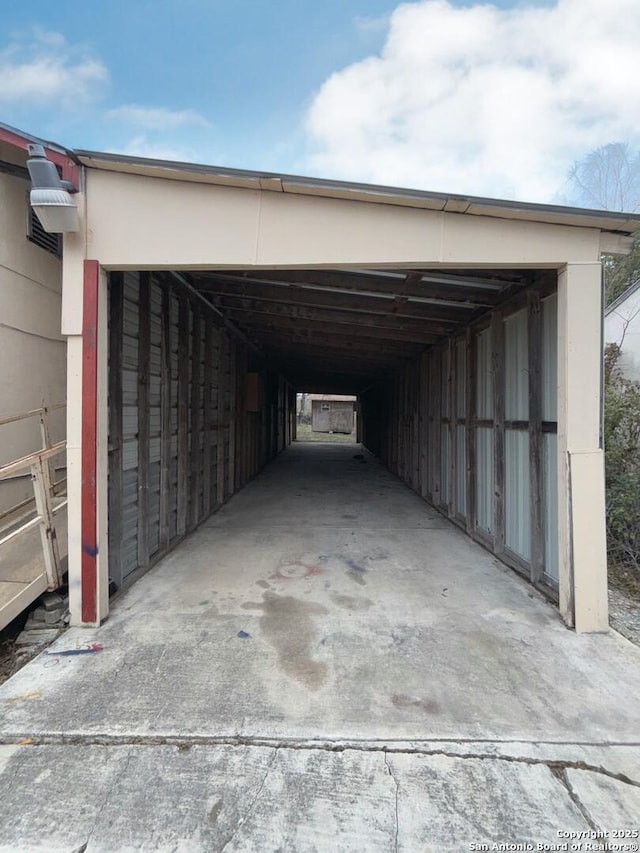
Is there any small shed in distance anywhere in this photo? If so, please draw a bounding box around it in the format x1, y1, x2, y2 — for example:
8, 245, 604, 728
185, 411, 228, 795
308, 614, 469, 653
310, 395, 356, 434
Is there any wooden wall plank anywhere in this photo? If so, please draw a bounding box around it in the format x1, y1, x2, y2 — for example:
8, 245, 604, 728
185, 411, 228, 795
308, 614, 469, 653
159, 278, 172, 551
137, 272, 151, 569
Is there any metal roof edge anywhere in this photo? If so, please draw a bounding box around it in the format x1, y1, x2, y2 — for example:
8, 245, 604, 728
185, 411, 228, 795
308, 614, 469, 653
605, 278, 640, 315
74, 148, 640, 234
0, 121, 79, 161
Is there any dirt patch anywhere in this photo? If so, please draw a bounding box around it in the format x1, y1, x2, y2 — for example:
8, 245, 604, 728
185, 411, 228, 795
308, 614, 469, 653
294, 424, 356, 444
608, 563, 640, 646
0, 614, 50, 686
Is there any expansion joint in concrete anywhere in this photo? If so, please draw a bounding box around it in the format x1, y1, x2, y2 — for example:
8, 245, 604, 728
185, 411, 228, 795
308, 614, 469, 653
2, 734, 640, 790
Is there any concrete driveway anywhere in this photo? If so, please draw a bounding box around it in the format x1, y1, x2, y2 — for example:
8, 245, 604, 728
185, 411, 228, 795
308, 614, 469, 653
0, 442, 639, 851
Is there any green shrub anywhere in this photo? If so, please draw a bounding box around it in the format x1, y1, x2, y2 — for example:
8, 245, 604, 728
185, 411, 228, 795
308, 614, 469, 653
604, 343, 640, 572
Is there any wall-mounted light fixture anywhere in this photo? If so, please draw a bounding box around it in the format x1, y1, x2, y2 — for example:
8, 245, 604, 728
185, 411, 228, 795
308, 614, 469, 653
26, 143, 79, 233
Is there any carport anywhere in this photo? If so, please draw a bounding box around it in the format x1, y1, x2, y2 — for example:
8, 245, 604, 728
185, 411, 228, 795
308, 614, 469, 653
50, 146, 640, 632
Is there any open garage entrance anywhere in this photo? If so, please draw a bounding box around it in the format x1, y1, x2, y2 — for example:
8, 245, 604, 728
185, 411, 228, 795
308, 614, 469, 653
106, 266, 559, 610
45, 145, 639, 633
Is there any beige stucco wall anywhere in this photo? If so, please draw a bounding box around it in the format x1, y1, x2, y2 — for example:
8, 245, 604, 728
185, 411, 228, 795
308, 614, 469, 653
0, 170, 65, 514
78, 169, 600, 268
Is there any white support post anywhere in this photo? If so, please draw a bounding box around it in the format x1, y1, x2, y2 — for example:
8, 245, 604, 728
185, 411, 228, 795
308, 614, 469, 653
66, 335, 84, 624
557, 262, 608, 633
96, 267, 110, 622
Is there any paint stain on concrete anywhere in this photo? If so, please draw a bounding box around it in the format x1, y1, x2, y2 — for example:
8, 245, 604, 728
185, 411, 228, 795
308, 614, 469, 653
346, 568, 367, 586
269, 561, 325, 582
4, 690, 42, 704
241, 593, 329, 690
330, 592, 373, 611
392, 693, 440, 714
208, 799, 223, 822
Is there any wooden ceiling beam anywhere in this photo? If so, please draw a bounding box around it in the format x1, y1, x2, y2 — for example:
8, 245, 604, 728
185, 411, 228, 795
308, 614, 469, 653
237, 317, 439, 344
197, 281, 476, 322
214, 301, 460, 336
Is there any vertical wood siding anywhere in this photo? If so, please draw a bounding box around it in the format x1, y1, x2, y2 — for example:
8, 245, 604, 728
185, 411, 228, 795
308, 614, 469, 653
107, 271, 291, 592
361, 276, 559, 599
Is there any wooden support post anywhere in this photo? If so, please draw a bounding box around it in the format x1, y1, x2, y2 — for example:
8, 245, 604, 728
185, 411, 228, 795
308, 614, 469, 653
107, 272, 124, 589
228, 339, 236, 496
557, 263, 608, 632
189, 309, 202, 530
528, 289, 544, 584
159, 279, 172, 551
447, 339, 455, 517
466, 327, 476, 533
137, 272, 151, 569
177, 295, 190, 536
202, 317, 213, 518
81, 260, 99, 624
492, 311, 505, 556
217, 333, 226, 505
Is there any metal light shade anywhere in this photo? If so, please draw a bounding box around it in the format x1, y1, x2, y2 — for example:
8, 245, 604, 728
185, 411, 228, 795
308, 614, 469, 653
30, 187, 79, 233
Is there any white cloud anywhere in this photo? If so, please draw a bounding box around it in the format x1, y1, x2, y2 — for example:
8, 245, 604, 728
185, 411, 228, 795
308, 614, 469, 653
113, 135, 201, 164
304, 0, 640, 203
0, 31, 107, 105
107, 105, 211, 131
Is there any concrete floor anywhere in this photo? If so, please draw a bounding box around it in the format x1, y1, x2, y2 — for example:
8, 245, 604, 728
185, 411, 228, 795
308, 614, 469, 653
1, 442, 639, 851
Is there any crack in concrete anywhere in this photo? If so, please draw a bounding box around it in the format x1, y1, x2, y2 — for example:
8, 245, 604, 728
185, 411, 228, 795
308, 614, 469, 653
384, 753, 399, 853
220, 747, 278, 853
1, 734, 639, 790
550, 766, 602, 833
81, 746, 135, 853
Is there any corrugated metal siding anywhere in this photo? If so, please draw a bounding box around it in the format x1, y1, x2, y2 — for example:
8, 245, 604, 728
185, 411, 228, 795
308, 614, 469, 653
475, 327, 493, 419
476, 428, 493, 533
504, 310, 528, 420
505, 429, 531, 560
542, 294, 558, 422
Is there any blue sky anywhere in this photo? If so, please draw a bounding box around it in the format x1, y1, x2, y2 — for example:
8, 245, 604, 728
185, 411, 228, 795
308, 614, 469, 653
1, 0, 638, 204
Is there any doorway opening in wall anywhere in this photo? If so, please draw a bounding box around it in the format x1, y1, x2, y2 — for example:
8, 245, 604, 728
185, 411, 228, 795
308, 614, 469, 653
295, 392, 358, 444
106, 266, 559, 607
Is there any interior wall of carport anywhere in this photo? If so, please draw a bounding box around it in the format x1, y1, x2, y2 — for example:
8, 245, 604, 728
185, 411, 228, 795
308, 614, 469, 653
107, 270, 294, 594
360, 269, 607, 632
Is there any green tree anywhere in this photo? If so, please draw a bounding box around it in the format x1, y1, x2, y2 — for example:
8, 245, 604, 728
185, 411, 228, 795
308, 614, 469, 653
565, 143, 640, 305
